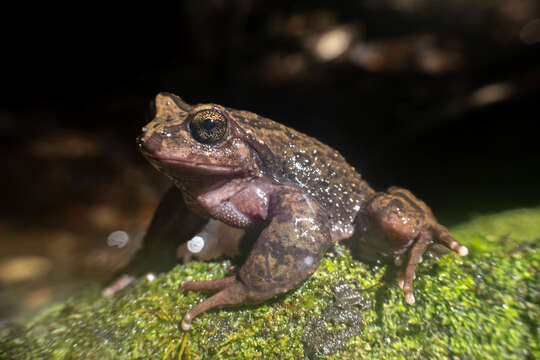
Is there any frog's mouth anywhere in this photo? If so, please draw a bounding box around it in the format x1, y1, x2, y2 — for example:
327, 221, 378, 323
137, 133, 247, 177
142, 153, 245, 177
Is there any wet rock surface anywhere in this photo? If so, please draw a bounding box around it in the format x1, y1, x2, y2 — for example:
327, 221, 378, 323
302, 282, 370, 359
1, 208, 538, 359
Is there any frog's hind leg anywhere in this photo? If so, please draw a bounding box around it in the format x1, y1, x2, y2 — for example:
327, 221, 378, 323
179, 188, 332, 331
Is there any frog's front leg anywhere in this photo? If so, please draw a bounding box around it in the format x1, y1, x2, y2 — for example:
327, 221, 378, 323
179, 188, 332, 331
356, 187, 468, 305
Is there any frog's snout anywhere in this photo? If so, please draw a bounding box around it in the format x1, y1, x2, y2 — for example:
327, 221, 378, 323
138, 132, 163, 155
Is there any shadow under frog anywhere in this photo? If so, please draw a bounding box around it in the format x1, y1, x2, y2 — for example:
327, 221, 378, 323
104, 92, 468, 331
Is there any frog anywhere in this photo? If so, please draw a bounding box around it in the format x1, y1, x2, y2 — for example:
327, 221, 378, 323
121, 92, 468, 331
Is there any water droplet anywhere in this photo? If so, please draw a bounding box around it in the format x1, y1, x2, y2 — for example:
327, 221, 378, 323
107, 231, 129, 248
187, 235, 205, 253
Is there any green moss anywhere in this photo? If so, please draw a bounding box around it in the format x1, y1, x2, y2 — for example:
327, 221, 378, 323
1, 207, 539, 359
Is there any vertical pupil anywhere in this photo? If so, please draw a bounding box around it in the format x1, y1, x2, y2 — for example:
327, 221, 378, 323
202, 118, 215, 131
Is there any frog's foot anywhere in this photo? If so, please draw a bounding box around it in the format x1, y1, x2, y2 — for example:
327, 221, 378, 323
179, 243, 326, 332
102, 272, 160, 297
368, 187, 468, 305
179, 276, 245, 331
179, 188, 332, 331
180, 276, 265, 331
101, 274, 136, 297
397, 230, 431, 304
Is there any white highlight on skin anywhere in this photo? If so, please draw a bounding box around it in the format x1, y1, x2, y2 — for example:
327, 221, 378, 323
295, 217, 315, 225
255, 187, 264, 198
187, 235, 205, 253
302, 194, 315, 214
298, 256, 314, 271
255, 187, 268, 207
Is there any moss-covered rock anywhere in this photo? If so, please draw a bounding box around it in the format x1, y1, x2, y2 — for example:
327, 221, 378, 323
1, 208, 539, 359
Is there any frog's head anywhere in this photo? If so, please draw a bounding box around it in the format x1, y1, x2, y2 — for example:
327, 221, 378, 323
138, 92, 263, 183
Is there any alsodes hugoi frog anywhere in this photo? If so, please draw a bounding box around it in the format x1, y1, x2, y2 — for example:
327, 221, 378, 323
106, 92, 468, 331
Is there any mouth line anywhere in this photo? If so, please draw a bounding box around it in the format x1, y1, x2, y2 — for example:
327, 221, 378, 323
142, 152, 243, 175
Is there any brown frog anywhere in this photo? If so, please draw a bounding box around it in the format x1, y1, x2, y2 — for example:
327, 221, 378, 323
122, 92, 468, 331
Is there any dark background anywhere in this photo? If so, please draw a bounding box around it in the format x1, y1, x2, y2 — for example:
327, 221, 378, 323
1, 0, 539, 320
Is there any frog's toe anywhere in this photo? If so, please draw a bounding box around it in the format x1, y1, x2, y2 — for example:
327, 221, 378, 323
401, 230, 431, 305
180, 279, 248, 331
101, 274, 136, 297
432, 223, 468, 256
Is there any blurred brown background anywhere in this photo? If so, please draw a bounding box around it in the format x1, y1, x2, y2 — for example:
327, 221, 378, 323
1, 0, 539, 322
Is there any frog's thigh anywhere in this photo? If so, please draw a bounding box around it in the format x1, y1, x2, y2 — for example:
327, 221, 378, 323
239, 189, 331, 298
180, 189, 331, 330
239, 232, 329, 301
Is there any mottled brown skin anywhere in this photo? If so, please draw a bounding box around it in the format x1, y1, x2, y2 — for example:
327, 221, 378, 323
123, 92, 468, 331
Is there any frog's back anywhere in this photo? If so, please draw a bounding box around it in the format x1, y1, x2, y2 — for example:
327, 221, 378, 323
231, 109, 375, 239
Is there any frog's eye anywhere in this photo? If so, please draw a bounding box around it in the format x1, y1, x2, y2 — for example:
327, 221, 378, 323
189, 110, 228, 144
